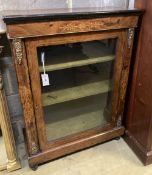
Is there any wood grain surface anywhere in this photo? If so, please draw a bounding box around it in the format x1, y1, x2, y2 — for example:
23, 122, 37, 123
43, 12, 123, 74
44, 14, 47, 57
125, 0, 152, 165
7, 16, 138, 39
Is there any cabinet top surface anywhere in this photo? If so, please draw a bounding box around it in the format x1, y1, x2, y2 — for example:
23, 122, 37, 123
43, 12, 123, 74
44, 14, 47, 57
3, 7, 142, 24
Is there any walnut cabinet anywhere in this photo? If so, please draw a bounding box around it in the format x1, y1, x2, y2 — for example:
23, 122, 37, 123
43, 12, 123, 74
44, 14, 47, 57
3, 8, 142, 169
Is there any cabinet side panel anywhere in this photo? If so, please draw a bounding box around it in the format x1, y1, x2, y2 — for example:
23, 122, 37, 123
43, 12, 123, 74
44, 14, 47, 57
11, 39, 40, 155
25, 41, 47, 150
118, 29, 135, 121
111, 31, 125, 124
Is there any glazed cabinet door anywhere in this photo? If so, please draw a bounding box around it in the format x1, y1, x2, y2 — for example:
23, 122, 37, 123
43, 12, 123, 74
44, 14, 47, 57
25, 29, 132, 152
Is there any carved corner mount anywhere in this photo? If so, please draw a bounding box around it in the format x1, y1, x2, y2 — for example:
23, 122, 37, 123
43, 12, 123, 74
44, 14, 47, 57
117, 115, 122, 127
128, 28, 135, 49
12, 39, 23, 65
31, 142, 39, 155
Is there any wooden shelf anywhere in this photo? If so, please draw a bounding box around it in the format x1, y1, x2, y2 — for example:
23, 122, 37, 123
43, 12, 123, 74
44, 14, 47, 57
39, 55, 114, 72
42, 80, 111, 106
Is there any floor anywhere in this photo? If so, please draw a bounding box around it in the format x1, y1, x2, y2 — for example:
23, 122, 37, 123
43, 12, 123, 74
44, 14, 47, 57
1, 138, 152, 175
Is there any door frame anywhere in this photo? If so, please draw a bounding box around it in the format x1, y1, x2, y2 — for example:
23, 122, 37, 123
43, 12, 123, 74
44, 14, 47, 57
25, 29, 128, 151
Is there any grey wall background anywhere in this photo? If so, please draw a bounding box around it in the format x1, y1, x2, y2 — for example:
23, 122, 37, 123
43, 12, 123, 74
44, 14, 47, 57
0, 0, 134, 145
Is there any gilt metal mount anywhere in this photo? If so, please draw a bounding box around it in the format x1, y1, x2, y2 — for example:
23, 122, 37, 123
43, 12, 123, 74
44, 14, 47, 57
31, 142, 39, 155
128, 28, 135, 49
117, 115, 122, 127
13, 39, 23, 65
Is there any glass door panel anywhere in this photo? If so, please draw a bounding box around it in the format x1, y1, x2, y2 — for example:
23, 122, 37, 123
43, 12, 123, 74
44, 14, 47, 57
37, 39, 117, 142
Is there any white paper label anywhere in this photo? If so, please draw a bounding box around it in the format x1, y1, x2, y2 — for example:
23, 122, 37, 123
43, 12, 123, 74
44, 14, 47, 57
41, 74, 50, 86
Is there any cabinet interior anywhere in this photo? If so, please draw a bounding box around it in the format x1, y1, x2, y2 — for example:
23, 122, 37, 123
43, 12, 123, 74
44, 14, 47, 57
37, 39, 117, 141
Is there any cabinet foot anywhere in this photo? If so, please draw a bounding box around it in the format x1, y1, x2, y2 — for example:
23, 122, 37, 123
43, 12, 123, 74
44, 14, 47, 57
115, 137, 121, 140
30, 164, 38, 171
